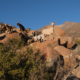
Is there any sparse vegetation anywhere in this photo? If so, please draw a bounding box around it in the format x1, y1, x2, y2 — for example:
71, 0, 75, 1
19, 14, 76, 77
0, 39, 55, 80
75, 39, 80, 45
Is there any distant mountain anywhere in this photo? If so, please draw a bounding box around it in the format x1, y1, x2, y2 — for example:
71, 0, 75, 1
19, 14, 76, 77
57, 21, 80, 38
64, 23, 80, 38
55, 21, 76, 30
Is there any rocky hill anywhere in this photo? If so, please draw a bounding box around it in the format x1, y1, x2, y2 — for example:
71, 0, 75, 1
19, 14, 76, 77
64, 23, 80, 38
0, 22, 80, 80
55, 21, 76, 30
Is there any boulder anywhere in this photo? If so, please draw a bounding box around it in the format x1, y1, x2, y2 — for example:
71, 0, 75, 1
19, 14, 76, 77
67, 37, 76, 49
72, 67, 80, 78
45, 47, 60, 67
0, 32, 26, 44
54, 26, 66, 37
59, 36, 76, 49
58, 36, 67, 44
54, 46, 76, 69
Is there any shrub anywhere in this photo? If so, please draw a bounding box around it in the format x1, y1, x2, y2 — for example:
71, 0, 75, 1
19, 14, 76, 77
3, 38, 26, 50
0, 39, 55, 80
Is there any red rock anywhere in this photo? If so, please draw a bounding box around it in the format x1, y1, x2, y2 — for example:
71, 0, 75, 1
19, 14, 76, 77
72, 67, 80, 78
67, 37, 76, 48
0, 33, 23, 44
54, 26, 66, 37
31, 39, 61, 67
54, 46, 76, 69
59, 36, 76, 48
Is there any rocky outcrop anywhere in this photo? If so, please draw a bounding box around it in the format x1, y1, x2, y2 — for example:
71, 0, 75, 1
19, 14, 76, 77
72, 67, 80, 78
31, 39, 62, 67
59, 36, 76, 49
0, 32, 27, 44
54, 46, 76, 69
67, 37, 76, 49
54, 26, 66, 37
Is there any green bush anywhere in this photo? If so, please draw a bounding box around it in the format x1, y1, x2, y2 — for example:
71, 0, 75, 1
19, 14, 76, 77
0, 39, 55, 80
7, 39, 25, 49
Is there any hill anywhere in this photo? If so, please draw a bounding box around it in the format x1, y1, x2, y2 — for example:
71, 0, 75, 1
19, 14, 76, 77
64, 23, 80, 38
0, 22, 80, 79
55, 21, 76, 30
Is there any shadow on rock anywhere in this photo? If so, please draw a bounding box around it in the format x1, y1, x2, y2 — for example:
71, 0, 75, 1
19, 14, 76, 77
12, 30, 18, 33
0, 43, 3, 45
58, 38, 68, 48
0, 35, 6, 40
67, 76, 80, 80
71, 44, 78, 50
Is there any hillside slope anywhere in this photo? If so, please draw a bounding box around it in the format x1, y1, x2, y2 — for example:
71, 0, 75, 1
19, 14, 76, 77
65, 23, 80, 38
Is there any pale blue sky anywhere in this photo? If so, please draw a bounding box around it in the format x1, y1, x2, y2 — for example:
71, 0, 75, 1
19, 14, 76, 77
0, 0, 80, 30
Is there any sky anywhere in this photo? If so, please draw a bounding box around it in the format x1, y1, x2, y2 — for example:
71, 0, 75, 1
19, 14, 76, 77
0, 0, 80, 30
